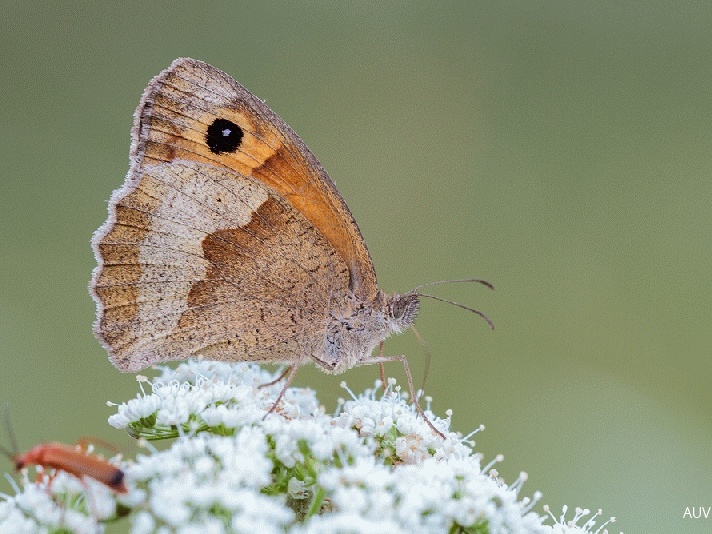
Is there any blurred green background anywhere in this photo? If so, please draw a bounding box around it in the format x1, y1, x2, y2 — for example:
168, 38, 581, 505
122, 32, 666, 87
2, 1, 711, 531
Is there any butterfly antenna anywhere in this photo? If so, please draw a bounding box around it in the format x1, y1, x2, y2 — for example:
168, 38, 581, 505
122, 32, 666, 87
409, 325, 431, 394
418, 293, 495, 330
411, 278, 494, 292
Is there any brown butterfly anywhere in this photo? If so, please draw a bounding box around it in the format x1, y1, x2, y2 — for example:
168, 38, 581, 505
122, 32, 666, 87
91, 58, 491, 437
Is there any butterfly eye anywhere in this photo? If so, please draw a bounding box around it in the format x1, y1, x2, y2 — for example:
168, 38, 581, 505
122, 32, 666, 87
206, 118, 243, 154
389, 294, 419, 328
391, 298, 407, 320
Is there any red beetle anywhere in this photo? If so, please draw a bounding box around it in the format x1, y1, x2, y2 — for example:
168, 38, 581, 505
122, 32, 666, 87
5, 440, 127, 493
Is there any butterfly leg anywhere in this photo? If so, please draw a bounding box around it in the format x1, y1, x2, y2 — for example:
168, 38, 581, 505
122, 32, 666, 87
262, 364, 301, 419
362, 354, 445, 439
376, 342, 387, 392
258, 366, 293, 389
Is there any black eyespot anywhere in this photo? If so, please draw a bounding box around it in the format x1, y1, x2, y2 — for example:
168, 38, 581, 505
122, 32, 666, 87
206, 118, 243, 154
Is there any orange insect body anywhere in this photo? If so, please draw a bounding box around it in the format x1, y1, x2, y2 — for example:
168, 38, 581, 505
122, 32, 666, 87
14, 442, 127, 493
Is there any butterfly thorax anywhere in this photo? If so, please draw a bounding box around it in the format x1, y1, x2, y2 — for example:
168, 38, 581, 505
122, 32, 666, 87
316, 291, 419, 375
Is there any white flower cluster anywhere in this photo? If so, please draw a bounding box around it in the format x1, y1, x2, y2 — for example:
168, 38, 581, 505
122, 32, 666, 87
0, 468, 119, 534
0, 360, 618, 533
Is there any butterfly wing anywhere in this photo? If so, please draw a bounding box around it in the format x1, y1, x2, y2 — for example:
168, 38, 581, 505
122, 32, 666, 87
91, 58, 375, 371
136, 58, 375, 298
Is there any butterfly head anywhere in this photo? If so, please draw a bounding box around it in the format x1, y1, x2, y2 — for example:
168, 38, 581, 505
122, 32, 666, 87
386, 292, 420, 334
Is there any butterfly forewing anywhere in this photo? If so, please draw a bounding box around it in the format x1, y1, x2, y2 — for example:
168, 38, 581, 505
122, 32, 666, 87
134, 58, 376, 297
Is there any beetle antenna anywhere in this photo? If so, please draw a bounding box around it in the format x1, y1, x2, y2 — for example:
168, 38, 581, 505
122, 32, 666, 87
1, 404, 18, 460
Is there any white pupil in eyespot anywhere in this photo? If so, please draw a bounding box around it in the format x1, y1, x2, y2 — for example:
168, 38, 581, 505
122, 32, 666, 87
222, 128, 231, 137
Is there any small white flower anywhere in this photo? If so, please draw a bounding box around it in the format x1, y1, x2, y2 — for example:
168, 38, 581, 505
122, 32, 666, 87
0, 469, 119, 533
1, 360, 619, 532
287, 477, 309, 500
544, 505, 617, 533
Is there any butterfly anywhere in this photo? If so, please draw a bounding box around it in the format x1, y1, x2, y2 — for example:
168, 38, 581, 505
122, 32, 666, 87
91, 58, 492, 437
